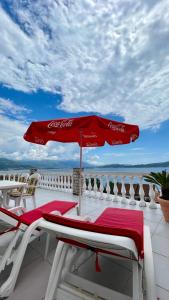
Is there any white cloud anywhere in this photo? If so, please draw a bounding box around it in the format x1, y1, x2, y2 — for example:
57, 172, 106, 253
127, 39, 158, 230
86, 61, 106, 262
0, 97, 30, 117
0, 1, 169, 128
0, 113, 80, 161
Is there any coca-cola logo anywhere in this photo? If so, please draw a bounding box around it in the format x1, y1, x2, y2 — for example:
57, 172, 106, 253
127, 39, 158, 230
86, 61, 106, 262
111, 140, 123, 145
85, 142, 98, 147
48, 131, 56, 135
83, 134, 97, 139
108, 122, 125, 132
48, 119, 73, 129
35, 137, 45, 144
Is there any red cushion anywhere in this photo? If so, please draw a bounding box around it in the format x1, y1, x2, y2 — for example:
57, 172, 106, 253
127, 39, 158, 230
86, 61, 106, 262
0, 201, 77, 226
43, 207, 144, 258
20, 201, 77, 225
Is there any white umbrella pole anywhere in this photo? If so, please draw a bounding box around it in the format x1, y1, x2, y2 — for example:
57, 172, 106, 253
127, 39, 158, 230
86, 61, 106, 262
79, 145, 83, 215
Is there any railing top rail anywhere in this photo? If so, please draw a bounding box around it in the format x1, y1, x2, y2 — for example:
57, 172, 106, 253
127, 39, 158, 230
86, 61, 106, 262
84, 171, 148, 176
0, 169, 165, 178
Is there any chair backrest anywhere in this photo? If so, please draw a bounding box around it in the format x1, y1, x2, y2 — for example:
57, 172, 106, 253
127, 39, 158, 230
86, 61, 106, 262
16, 173, 30, 193
19, 173, 29, 183
26, 173, 41, 196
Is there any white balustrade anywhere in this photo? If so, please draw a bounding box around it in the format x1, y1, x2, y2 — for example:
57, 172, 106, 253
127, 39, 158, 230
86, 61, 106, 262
99, 175, 104, 200
138, 176, 146, 207
121, 176, 127, 204
129, 176, 136, 205
0, 170, 160, 210
112, 176, 118, 202
149, 183, 157, 209
83, 174, 87, 198
88, 175, 92, 198
106, 175, 111, 200
93, 175, 98, 199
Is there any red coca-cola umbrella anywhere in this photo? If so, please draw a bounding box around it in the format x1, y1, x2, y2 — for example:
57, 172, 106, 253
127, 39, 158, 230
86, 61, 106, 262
24, 115, 139, 213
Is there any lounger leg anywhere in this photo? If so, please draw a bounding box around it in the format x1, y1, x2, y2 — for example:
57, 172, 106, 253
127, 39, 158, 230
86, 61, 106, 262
44, 242, 69, 300
144, 226, 156, 300
132, 260, 140, 300
44, 232, 51, 260
0, 231, 21, 273
0, 219, 41, 298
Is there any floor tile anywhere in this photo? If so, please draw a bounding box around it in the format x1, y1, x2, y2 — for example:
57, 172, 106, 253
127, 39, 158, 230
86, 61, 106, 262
153, 253, 169, 290
144, 219, 159, 235
156, 285, 169, 300
153, 222, 169, 239
152, 235, 169, 258
8, 257, 51, 300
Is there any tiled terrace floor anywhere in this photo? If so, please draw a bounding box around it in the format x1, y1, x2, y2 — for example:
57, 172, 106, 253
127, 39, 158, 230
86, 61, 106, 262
5, 188, 169, 300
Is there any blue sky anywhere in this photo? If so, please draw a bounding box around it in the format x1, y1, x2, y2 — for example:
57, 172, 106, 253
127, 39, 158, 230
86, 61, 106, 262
0, 0, 169, 166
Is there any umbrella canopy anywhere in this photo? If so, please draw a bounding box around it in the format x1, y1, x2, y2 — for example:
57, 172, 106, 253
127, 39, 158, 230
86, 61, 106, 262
24, 115, 139, 147
24, 115, 139, 214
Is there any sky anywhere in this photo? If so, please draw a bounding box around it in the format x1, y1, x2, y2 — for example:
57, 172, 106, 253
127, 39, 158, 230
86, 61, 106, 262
0, 0, 169, 166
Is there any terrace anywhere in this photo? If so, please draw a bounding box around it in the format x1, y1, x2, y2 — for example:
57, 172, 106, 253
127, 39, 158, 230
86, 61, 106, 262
1, 170, 169, 300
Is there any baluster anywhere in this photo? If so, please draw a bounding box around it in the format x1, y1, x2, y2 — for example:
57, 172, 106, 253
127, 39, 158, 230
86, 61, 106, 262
44, 174, 47, 189
106, 175, 111, 200
139, 176, 146, 207
113, 176, 118, 202
60, 175, 63, 191
57, 176, 60, 191
58, 175, 61, 190
38, 175, 41, 188
129, 176, 136, 205
67, 175, 71, 192
55, 175, 58, 190
65, 174, 67, 192
83, 174, 87, 198
49, 175, 52, 189
43, 175, 45, 188
88, 175, 92, 198
99, 175, 104, 200
62, 174, 65, 191
121, 176, 127, 204
52, 175, 56, 190
46, 175, 49, 189
149, 183, 157, 209
52, 175, 55, 190
41, 175, 43, 188
62, 175, 65, 191
70, 175, 73, 192
93, 175, 98, 198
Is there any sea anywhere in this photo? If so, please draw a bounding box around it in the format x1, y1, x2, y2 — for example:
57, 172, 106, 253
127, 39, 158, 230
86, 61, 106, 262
42, 166, 169, 174
87, 166, 169, 174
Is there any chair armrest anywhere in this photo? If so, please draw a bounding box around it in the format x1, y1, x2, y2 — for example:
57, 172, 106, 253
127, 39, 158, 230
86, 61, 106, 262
26, 185, 37, 189
9, 206, 26, 215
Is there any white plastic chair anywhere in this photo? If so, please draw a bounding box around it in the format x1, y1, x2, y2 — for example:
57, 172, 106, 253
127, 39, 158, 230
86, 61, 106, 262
0, 200, 78, 298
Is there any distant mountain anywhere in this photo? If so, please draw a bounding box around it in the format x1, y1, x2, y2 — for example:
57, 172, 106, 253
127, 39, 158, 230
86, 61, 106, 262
0, 158, 32, 170
100, 161, 169, 168
0, 157, 169, 171
0, 158, 92, 170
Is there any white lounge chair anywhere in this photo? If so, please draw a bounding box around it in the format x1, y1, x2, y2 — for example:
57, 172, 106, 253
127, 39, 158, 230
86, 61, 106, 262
0, 200, 78, 298
15, 207, 156, 300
